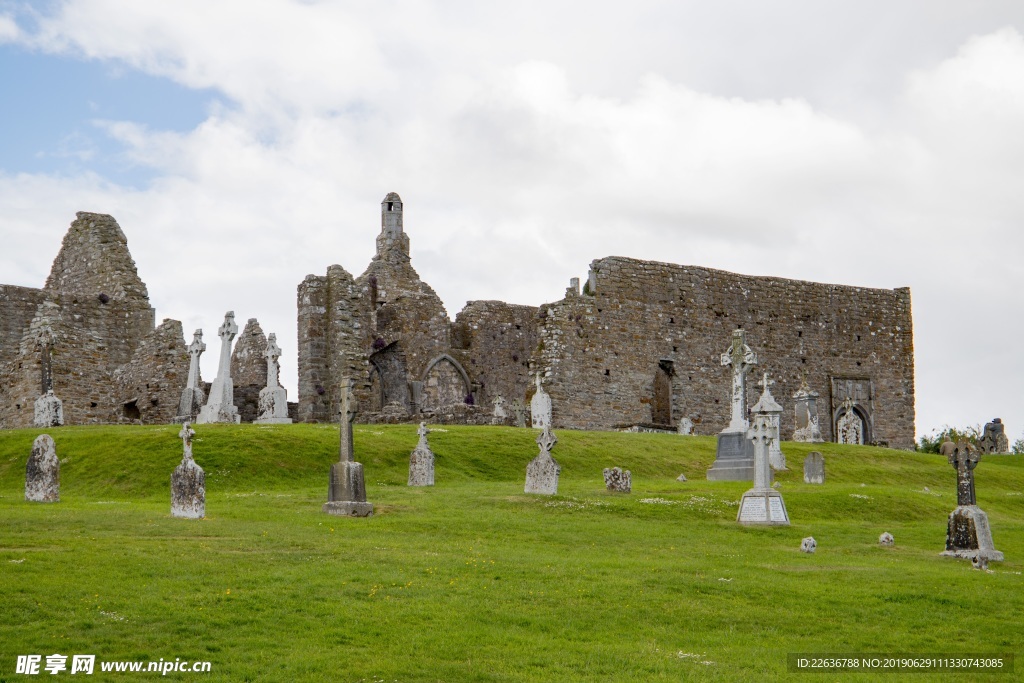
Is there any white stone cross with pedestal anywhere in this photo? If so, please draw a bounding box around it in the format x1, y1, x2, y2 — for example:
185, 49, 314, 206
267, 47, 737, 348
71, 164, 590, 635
737, 406, 790, 526
756, 372, 786, 471
324, 379, 373, 517
175, 329, 206, 423
707, 329, 757, 481
197, 312, 241, 424
255, 333, 292, 424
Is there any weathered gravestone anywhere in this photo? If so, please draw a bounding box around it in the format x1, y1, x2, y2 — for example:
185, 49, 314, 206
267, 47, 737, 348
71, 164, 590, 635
879, 532, 894, 547
511, 399, 527, 428
530, 374, 552, 429
175, 329, 206, 423
323, 380, 373, 517
603, 467, 631, 493
800, 537, 817, 553
940, 440, 1002, 562
791, 376, 824, 442
171, 422, 205, 519
677, 417, 694, 435
255, 333, 292, 424
803, 452, 825, 484
978, 418, 1010, 454
756, 372, 786, 470
197, 311, 242, 424
492, 395, 508, 423
708, 329, 757, 481
408, 421, 435, 486
525, 424, 560, 495
737, 401, 790, 526
25, 434, 59, 502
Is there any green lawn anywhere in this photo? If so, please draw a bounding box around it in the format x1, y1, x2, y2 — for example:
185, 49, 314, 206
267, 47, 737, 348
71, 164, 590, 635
1, 424, 1022, 681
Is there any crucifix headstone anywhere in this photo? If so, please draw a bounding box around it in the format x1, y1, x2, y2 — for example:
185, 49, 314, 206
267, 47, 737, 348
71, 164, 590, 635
175, 329, 207, 423
941, 440, 1002, 562
255, 333, 292, 424
756, 372, 786, 471
525, 423, 561, 495
196, 312, 241, 424
707, 329, 757, 481
736, 411, 790, 526
25, 434, 59, 503
323, 379, 373, 516
171, 422, 205, 518
408, 421, 435, 486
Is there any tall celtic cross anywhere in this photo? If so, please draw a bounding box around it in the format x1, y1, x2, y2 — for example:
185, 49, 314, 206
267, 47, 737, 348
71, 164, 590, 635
264, 333, 282, 389
720, 329, 757, 432
186, 330, 206, 390
339, 379, 358, 463
949, 440, 980, 506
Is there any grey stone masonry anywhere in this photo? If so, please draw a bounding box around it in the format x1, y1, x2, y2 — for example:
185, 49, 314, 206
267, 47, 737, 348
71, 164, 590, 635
255, 333, 292, 424
324, 380, 373, 516
803, 452, 825, 484
603, 466, 631, 493
408, 421, 435, 486
171, 422, 205, 519
197, 312, 241, 424
525, 424, 560, 495
25, 434, 59, 502
941, 440, 1002, 561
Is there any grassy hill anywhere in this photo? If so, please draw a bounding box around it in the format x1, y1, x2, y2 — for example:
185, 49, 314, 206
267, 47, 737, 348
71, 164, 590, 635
1, 424, 1022, 681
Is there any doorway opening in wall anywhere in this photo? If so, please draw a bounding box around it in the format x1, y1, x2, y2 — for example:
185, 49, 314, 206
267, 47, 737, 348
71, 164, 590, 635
652, 360, 674, 427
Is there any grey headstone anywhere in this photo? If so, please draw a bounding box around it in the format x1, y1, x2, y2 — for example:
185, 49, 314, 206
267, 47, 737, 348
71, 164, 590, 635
530, 373, 552, 429
803, 452, 825, 484
525, 424, 560, 495
171, 423, 205, 518
408, 422, 435, 486
25, 434, 59, 502
978, 418, 1009, 454
708, 330, 757, 480
800, 537, 817, 553
603, 467, 631, 493
676, 473, 688, 482
677, 417, 694, 435
33, 390, 64, 428
879, 532, 894, 546
511, 399, 527, 428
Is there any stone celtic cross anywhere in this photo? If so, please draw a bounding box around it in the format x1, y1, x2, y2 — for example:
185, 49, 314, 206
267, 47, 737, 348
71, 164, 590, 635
179, 422, 196, 462
416, 420, 430, 448
536, 423, 558, 454
720, 329, 757, 432
339, 379, 358, 463
264, 333, 282, 389
949, 440, 980, 506
186, 329, 205, 389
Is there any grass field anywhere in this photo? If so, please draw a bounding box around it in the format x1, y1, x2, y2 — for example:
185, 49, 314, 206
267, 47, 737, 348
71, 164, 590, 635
1, 424, 1022, 681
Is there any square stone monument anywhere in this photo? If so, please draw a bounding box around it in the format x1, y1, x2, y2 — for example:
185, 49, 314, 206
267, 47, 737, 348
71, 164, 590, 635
708, 329, 757, 481
941, 440, 1002, 561
324, 380, 374, 517
525, 424, 560, 495
25, 434, 59, 502
603, 467, 631, 493
737, 406, 790, 526
408, 421, 435, 486
171, 422, 205, 519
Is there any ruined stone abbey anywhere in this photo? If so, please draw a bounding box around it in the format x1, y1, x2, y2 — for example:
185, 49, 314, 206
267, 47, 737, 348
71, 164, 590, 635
0, 194, 916, 448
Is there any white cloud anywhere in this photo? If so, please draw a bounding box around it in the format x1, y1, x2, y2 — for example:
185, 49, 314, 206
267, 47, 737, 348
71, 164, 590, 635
0, 14, 20, 42
2, 4, 1024, 439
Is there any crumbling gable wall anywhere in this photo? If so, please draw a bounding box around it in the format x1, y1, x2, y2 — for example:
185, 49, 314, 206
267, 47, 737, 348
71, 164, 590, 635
231, 318, 268, 423
535, 257, 916, 448
451, 300, 538, 407
0, 285, 47, 369
114, 318, 189, 424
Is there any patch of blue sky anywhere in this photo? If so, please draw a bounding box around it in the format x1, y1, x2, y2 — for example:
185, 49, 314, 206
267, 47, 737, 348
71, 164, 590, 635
0, 44, 219, 188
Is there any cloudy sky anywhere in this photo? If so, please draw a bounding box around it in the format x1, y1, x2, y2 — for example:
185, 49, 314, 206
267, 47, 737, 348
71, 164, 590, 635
2, 1, 1023, 441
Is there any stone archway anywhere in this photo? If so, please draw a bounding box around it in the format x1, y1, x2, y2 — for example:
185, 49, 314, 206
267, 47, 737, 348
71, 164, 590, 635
835, 403, 870, 445
421, 354, 471, 412
368, 342, 409, 411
